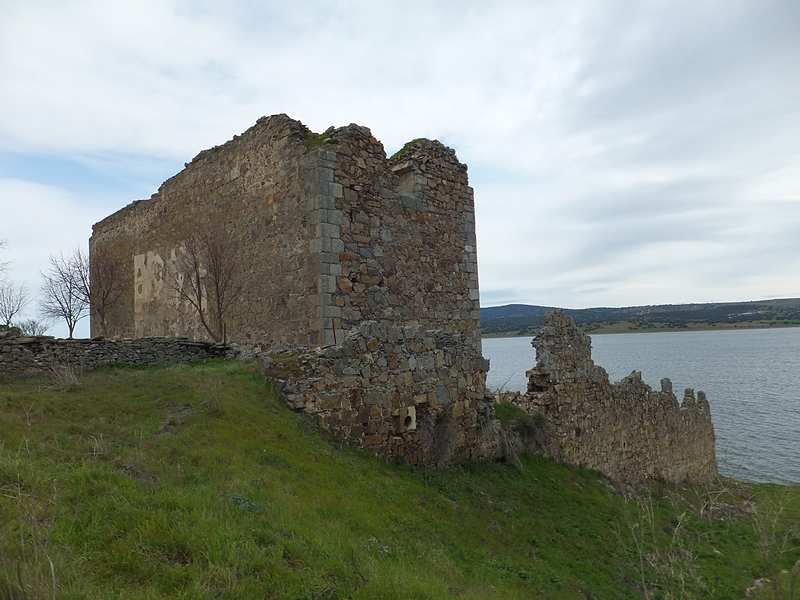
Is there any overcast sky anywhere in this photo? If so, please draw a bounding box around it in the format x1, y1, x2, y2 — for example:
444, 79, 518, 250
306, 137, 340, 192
1, 0, 799, 338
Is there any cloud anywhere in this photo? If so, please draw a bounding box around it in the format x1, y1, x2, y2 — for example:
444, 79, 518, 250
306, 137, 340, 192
1, 0, 799, 322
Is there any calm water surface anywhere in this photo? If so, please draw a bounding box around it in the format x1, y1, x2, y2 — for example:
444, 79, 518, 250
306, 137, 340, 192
482, 328, 800, 484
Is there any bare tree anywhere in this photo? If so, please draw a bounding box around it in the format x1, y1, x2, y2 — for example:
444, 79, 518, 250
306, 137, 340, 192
0, 281, 29, 326
17, 318, 49, 336
0, 239, 9, 279
0, 241, 28, 327
87, 246, 126, 336
39, 249, 89, 339
172, 223, 246, 343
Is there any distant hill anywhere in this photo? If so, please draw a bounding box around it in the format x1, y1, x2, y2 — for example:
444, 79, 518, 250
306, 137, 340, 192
481, 298, 800, 336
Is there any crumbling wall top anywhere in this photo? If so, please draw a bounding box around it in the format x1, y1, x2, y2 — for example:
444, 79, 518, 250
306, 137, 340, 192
518, 309, 717, 483
389, 138, 465, 172
528, 308, 604, 389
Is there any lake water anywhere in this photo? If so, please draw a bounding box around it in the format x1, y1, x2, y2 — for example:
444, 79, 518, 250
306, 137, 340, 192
482, 328, 800, 485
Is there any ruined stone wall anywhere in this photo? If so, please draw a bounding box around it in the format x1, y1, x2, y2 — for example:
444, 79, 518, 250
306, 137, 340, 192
513, 310, 717, 483
91, 115, 482, 354
89, 114, 491, 467
91, 115, 323, 346
261, 321, 501, 467
0, 333, 225, 376
318, 128, 481, 350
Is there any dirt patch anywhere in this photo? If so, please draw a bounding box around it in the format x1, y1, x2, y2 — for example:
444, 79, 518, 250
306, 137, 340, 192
119, 463, 158, 485
151, 401, 194, 440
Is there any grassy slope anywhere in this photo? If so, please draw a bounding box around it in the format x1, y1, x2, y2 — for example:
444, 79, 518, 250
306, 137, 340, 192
1, 361, 798, 599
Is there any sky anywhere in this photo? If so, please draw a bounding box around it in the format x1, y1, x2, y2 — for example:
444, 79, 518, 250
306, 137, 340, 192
1, 0, 799, 338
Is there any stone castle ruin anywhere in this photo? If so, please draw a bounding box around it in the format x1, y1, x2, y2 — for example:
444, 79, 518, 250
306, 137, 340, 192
86, 114, 717, 479
506, 310, 716, 483
90, 114, 495, 467
91, 114, 480, 349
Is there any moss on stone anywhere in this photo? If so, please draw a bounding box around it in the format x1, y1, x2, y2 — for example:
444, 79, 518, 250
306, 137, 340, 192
389, 138, 440, 160
305, 128, 339, 150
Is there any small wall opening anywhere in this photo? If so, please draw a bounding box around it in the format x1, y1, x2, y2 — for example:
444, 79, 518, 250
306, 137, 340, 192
394, 165, 416, 196
392, 163, 426, 212
398, 406, 417, 433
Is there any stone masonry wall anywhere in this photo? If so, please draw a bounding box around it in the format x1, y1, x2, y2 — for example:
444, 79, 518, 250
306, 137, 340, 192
91, 115, 324, 347
91, 115, 482, 354
319, 129, 481, 350
90, 115, 490, 468
261, 321, 502, 467
0, 332, 225, 377
512, 310, 717, 483
86, 118, 718, 478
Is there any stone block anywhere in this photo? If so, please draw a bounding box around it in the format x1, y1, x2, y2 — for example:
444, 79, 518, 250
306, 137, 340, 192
398, 406, 416, 433
319, 275, 337, 294
316, 223, 340, 239
362, 434, 383, 447
364, 390, 383, 405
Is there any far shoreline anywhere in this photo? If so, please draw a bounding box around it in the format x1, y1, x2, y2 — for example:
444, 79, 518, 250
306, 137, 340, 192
481, 320, 800, 338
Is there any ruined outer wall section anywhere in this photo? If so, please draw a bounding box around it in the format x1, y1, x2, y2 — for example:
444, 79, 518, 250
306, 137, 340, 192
0, 334, 225, 376
90, 115, 326, 346
262, 321, 500, 467
515, 310, 717, 483
314, 128, 481, 351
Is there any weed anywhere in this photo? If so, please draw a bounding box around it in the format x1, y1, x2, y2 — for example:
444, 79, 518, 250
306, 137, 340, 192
202, 377, 223, 415
88, 434, 108, 459
305, 128, 338, 150
229, 492, 265, 513
47, 357, 81, 392
389, 138, 440, 160
0, 442, 58, 600
495, 402, 548, 452
749, 486, 800, 599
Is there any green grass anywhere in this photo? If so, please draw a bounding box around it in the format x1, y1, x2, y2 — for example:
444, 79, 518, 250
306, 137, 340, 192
2, 361, 799, 599
389, 138, 440, 160
305, 129, 338, 150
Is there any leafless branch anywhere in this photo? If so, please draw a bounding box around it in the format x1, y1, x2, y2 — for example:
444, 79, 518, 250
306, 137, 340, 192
0, 281, 28, 327
39, 249, 89, 339
89, 246, 126, 336
171, 223, 246, 343
17, 318, 49, 336
0, 238, 9, 279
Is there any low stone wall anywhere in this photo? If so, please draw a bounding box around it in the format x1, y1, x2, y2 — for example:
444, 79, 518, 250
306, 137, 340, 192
1, 315, 718, 482
511, 310, 717, 484
261, 320, 503, 467
0, 332, 226, 376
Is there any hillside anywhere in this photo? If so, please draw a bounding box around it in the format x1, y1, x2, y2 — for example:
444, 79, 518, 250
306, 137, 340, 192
1, 361, 799, 599
481, 298, 800, 336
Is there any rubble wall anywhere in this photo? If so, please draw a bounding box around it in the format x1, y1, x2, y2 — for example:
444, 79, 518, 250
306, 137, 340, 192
91, 115, 482, 354
261, 321, 501, 467
319, 128, 481, 351
0, 334, 225, 376
513, 310, 717, 483
90, 114, 324, 346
